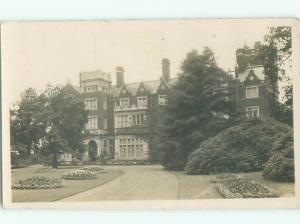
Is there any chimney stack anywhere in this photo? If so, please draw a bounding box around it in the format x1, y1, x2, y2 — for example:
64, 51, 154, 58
116, 66, 124, 87
161, 58, 170, 82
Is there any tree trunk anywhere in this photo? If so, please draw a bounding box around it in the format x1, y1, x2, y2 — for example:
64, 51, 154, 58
52, 152, 58, 168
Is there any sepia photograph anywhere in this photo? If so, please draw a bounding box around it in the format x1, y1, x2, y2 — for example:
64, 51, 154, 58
1, 19, 299, 209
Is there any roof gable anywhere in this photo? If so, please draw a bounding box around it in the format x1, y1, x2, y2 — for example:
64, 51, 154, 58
118, 85, 131, 97
136, 82, 149, 96
244, 69, 262, 84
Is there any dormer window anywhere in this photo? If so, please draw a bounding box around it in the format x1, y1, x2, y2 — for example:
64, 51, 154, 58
246, 86, 258, 99
158, 95, 168, 105
137, 96, 147, 107
120, 98, 129, 108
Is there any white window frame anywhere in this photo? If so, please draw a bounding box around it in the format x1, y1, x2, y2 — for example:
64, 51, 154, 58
118, 137, 145, 159
246, 86, 259, 99
86, 116, 98, 130
137, 96, 147, 107
85, 98, 97, 110
120, 98, 129, 108
246, 106, 260, 118
158, 95, 168, 105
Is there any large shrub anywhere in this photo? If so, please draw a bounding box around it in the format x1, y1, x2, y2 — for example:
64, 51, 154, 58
186, 119, 292, 174
263, 130, 294, 182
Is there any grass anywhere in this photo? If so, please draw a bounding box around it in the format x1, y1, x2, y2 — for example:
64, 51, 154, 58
11, 165, 124, 202
174, 171, 294, 199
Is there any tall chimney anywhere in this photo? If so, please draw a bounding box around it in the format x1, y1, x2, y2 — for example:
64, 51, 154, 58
161, 58, 170, 82
116, 66, 124, 87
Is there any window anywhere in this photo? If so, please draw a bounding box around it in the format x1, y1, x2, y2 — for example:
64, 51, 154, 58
133, 113, 147, 126
137, 96, 147, 107
120, 98, 129, 108
103, 118, 108, 129
103, 98, 107, 110
246, 86, 258, 99
246, 106, 260, 118
158, 95, 168, 105
118, 137, 145, 159
85, 85, 97, 93
86, 116, 98, 130
85, 98, 97, 110
116, 114, 130, 128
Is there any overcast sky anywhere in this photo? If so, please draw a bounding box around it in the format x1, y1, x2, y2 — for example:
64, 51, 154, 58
1, 19, 292, 105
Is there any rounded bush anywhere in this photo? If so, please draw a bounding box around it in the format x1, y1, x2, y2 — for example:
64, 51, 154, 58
63, 170, 97, 180
263, 131, 294, 182
12, 176, 64, 190
186, 119, 292, 175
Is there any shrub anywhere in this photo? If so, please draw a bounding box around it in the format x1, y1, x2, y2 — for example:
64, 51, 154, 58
63, 170, 97, 180
186, 119, 292, 174
81, 166, 105, 172
216, 174, 279, 198
263, 130, 294, 182
12, 176, 64, 190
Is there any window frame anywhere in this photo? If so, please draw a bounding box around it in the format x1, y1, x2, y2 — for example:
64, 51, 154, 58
246, 86, 259, 99
85, 98, 97, 110
246, 106, 260, 118
158, 95, 168, 105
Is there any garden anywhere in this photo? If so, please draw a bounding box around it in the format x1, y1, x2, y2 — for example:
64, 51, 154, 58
11, 165, 123, 202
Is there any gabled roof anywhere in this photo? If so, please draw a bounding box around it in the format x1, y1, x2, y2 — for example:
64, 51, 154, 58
238, 66, 264, 82
111, 78, 178, 97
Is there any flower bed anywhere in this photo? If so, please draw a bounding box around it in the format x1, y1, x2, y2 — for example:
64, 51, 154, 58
81, 166, 105, 172
215, 174, 279, 198
12, 176, 64, 190
63, 170, 97, 180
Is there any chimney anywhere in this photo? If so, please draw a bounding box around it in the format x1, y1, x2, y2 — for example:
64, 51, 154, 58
161, 58, 170, 82
116, 66, 124, 87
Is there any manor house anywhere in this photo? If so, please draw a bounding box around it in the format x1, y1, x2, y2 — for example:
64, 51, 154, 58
63, 43, 270, 163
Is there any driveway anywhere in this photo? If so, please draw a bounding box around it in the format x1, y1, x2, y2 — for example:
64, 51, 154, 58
60, 165, 179, 201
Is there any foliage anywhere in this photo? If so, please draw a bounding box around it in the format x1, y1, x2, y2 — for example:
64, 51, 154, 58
63, 170, 97, 180
12, 176, 64, 190
215, 174, 279, 198
260, 26, 293, 126
82, 166, 105, 172
263, 130, 294, 182
186, 119, 292, 174
10, 88, 48, 157
10, 84, 88, 168
157, 48, 239, 170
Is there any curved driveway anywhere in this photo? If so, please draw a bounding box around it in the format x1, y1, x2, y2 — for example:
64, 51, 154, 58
60, 165, 179, 201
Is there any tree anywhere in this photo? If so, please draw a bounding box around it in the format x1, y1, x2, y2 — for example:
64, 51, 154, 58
260, 26, 292, 125
157, 48, 239, 170
43, 85, 88, 167
10, 84, 88, 168
10, 88, 48, 157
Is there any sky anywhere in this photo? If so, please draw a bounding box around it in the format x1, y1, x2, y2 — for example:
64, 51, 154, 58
1, 19, 293, 105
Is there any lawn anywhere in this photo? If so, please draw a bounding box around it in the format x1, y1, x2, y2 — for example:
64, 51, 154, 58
11, 165, 124, 202
174, 171, 294, 199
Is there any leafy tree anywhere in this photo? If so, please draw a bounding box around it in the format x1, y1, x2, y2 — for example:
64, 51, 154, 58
10, 88, 48, 157
157, 48, 239, 170
43, 85, 88, 167
10, 84, 88, 168
260, 26, 292, 125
